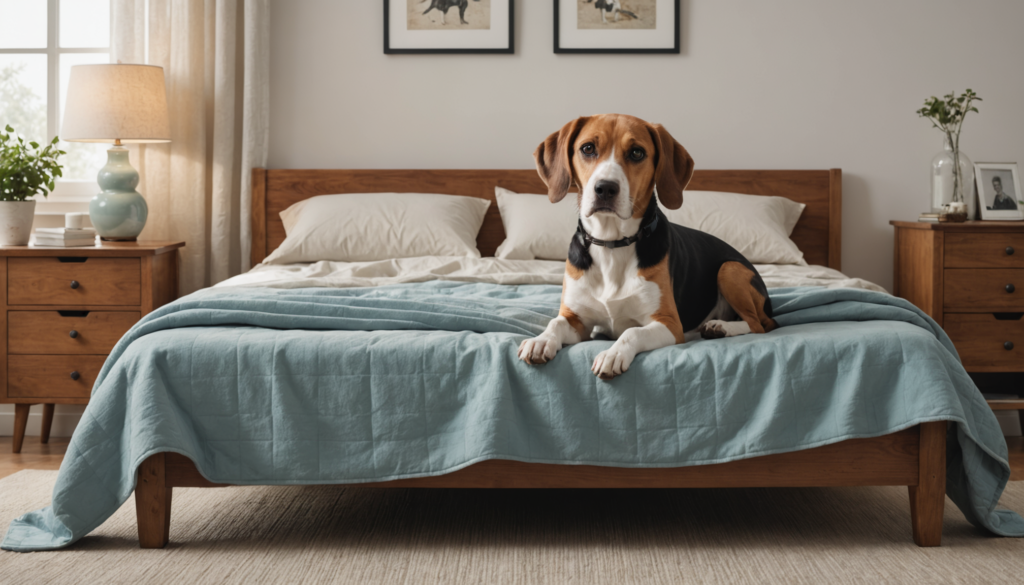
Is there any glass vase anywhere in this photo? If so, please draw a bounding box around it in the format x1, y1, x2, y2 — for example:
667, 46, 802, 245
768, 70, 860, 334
931, 137, 975, 218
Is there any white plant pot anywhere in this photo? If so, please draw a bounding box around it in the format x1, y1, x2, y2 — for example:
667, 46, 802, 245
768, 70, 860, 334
0, 200, 37, 246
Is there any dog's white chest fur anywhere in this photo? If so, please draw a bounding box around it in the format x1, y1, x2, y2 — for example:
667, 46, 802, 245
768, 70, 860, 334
565, 246, 661, 339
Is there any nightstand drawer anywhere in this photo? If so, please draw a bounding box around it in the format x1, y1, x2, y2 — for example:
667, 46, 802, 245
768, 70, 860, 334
944, 314, 1023, 371
945, 234, 1024, 268
8, 257, 141, 306
7, 355, 105, 399
944, 269, 1024, 311
9, 311, 139, 355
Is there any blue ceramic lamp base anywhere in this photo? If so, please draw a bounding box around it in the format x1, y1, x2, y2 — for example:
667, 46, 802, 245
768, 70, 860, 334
90, 144, 148, 241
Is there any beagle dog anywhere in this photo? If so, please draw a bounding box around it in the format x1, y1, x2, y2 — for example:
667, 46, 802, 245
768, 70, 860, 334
517, 114, 777, 380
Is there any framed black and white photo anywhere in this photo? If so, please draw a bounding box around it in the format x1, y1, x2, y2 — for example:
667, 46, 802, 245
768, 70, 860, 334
385, 0, 514, 54
555, 0, 679, 54
975, 163, 1024, 221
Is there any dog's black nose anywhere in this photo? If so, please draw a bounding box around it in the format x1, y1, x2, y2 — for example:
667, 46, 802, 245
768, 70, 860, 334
594, 180, 619, 201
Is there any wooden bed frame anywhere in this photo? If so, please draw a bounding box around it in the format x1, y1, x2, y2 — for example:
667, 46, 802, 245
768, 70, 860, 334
135, 168, 947, 548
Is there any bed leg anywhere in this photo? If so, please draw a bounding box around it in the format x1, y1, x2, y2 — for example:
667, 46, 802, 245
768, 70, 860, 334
909, 421, 945, 547
136, 453, 172, 549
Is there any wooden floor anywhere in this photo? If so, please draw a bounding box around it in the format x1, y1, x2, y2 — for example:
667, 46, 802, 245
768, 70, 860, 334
2, 436, 1024, 481
0, 436, 70, 479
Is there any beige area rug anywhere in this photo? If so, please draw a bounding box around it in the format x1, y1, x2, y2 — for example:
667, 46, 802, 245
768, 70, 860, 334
1, 470, 1023, 584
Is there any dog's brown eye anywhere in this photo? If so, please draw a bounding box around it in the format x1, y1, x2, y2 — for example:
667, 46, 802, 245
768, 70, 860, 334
580, 143, 596, 157
629, 148, 646, 162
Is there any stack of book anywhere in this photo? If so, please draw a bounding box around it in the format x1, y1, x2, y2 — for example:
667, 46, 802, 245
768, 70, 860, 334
33, 227, 97, 247
918, 212, 941, 223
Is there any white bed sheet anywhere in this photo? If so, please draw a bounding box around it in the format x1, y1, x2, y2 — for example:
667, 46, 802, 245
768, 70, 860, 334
216, 256, 887, 293
754, 264, 888, 293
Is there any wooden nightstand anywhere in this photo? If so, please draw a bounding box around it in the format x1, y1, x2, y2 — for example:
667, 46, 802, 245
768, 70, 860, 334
891, 220, 1023, 416
0, 241, 185, 453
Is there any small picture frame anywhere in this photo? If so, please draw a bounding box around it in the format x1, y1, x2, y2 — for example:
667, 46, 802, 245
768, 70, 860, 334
555, 0, 680, 54
384, 0, 514, 54
975, 162, 1024, 221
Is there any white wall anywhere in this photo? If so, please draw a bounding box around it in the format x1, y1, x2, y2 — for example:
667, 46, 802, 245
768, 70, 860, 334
270, 0, 1024, 291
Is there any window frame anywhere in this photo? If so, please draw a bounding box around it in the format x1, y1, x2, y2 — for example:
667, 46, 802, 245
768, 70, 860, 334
0, 0, 109, 203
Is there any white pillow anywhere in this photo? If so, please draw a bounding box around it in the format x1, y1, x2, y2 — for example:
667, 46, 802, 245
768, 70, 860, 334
661, 191, 807, 265
492, 188, 806, 265
263, 193, 491, 264
494, 187, 578, 260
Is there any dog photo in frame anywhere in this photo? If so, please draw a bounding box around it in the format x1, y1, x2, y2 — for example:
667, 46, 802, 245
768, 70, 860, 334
385, 0, 514, 54
555, 0, 679, 53
975, 162, 1024, 221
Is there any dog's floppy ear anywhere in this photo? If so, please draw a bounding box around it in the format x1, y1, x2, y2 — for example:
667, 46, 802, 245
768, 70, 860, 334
649, 123, 694, 210
534, 116, 589, 203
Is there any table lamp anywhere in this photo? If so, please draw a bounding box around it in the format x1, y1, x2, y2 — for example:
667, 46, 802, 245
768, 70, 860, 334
61, 64, 171, 241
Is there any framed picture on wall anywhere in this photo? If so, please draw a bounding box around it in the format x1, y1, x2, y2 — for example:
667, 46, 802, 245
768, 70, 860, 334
975, 163, 1024, 221
555, 0, 679, 53
384, 0, 514, 54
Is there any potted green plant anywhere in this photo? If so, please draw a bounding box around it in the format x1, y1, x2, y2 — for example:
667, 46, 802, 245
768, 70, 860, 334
0, 125, 65, 245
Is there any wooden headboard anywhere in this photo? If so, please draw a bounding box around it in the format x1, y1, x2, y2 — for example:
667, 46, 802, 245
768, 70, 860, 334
251, 169, 842, 270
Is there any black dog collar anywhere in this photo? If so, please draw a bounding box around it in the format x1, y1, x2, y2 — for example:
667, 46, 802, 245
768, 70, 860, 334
576, 213, 659, 249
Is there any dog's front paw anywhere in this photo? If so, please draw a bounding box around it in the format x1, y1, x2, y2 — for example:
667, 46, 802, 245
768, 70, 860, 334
592, 346, 635, 380
518, 336, 561, 365
698, 320, 727, 339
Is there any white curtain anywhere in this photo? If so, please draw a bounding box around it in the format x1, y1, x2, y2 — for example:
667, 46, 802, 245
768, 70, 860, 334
110, 0, 269, 293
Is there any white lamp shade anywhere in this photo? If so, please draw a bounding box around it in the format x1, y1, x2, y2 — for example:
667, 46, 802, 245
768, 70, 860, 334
61, 64, 171, 144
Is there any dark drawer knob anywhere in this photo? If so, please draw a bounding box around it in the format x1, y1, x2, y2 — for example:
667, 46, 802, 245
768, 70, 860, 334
69, 330, 79, 339
1008, 284, 1016, 294
1006, 341, 1015, 351
70, 371, 80, 381
70, 280, 80, 289
1008, 246, 1016, 256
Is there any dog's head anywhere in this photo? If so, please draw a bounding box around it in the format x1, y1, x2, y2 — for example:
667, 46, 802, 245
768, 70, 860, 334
533, 114, 694, 220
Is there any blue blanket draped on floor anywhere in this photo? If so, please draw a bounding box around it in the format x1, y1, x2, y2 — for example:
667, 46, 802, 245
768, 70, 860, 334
3, 283, 1022, 551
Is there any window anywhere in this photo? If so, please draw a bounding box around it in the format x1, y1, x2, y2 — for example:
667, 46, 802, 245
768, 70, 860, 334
0, 0, 110, 201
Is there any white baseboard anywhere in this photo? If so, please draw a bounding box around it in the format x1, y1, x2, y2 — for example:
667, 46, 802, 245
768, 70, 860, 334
995, 410, 1023, 437
0, 409, 83, 438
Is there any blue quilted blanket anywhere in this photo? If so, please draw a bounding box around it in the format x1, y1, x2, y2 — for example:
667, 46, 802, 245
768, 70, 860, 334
3, 283, 1022, 551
